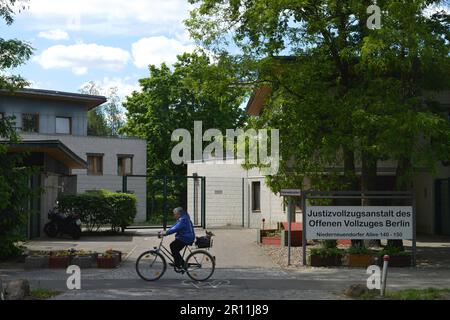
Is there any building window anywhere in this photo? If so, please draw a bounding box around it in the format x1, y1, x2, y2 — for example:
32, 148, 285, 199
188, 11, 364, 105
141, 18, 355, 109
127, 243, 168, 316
22, 113, 39, 133
118, 155, 133, 176
252, 181, 261, 211
56, 117, 71, 134
87, 154, 103, 175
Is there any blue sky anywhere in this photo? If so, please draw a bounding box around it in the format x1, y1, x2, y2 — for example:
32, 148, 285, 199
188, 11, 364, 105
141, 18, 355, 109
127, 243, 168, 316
2, 0, 199, 99
3, 0, 448, 101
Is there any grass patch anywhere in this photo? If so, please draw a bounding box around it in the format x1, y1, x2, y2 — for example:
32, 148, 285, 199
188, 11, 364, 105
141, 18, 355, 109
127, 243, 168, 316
31, 288, 61, 300
360, 288, 450, 300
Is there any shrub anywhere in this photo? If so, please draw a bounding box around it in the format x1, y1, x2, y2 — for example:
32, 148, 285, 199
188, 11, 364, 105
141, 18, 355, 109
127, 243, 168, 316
347, 246, 370, 255
378, 246, 410, 257
58, 190, 137, 232
310, 247, 345, 258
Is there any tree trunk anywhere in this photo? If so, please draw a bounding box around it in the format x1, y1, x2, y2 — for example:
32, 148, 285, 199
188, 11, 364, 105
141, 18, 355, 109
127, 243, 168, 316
361, 153, 382, 248
387, 157, 411, 250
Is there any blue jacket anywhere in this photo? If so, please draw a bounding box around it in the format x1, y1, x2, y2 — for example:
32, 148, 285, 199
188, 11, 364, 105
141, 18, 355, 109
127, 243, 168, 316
166, 212, 195, 245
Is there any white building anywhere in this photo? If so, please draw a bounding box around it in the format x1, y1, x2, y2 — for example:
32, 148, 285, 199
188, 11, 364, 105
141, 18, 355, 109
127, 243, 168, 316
187, 159, 300, 229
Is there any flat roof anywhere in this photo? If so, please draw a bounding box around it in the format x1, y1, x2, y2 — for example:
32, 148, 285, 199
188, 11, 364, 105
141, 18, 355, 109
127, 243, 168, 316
3, 140, 87, 169
0, 88, 107, 110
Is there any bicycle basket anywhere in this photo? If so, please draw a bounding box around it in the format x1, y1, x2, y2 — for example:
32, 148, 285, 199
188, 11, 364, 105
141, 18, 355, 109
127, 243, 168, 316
195, 236, 212, 248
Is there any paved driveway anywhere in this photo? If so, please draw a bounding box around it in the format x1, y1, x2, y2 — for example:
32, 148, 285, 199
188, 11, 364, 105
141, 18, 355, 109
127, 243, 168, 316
19, 228, 277, 269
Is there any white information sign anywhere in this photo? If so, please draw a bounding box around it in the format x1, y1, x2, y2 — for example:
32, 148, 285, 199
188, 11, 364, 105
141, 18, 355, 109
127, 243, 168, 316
305, 206, 413, 240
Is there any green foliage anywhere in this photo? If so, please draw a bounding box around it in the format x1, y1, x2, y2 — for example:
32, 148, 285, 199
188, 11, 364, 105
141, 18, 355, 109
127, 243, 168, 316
360, 288, 450, 300
310, 247, 345, 258
378, 246, 410, 256
384, 288, 450, 300
80, 82, 125, 137
187, 0, 450, 195
121, 51, 248, 218
30, 288, 61, 300
57, 190, 137, 232
121, 51, 248, 178
323, 240, 338, 249
0, 0, 33, 90
0, 118, 38, 259
347, 246, 370, 255
310, 239, 343, 258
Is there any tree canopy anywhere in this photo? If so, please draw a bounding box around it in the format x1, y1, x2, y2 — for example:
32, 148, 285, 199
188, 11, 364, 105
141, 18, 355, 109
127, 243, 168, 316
0, 0, 33, 90
80, 81, 126, 137
0, 0, 37, 257
187, 0, 450, 194
121, 51, 248, 178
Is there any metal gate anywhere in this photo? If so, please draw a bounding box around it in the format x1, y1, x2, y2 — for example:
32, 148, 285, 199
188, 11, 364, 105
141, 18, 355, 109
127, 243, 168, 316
123, 175, 206, 229
435, 179, 450, 235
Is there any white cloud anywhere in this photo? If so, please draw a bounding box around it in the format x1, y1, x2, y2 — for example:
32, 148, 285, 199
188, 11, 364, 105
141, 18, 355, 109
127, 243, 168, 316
38, 29, 70, 40
23, 0, 193, 36
96, 77, 141, 99
132, 36, 197, 68
424, 4, 450, 17
36, 43, 131, 75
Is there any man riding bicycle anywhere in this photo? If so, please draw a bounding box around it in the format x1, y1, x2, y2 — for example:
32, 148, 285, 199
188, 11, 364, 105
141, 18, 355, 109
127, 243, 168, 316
159, 207, 195, 270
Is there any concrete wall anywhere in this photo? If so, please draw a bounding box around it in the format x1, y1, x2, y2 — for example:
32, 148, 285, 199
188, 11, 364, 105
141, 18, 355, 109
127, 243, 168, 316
22, 133, 147, 222
187, 161, 292, 229
0, 95, 87, 135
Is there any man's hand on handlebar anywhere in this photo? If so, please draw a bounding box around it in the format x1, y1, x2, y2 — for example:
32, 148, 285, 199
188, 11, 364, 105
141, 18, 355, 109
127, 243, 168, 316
158, 231, 166, 238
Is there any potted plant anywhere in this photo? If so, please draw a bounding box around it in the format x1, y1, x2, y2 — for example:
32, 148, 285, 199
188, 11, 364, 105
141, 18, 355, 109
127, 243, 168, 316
24, 251, 49, 269
49, 251, 71, 269
258, 229, 281, 245
97, 252, 120, 268
309, 241, 344, 267
106, 249, 122, 262
345, 246, 374, 267
376, 246, 411, 267
71, 250, 96, 268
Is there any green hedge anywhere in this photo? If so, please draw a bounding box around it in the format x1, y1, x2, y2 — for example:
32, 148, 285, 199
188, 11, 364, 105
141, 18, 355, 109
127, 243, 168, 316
58, 190, 137, 232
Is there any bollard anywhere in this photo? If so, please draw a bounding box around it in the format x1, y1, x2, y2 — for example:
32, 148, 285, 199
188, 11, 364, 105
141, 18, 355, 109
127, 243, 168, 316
380, 255, 390, 297
262, 218, 265, 231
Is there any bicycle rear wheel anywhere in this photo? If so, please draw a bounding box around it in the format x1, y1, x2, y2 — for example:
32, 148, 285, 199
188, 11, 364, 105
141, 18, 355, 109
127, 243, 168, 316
136, 250, 167, 281
185, 250, 215, 282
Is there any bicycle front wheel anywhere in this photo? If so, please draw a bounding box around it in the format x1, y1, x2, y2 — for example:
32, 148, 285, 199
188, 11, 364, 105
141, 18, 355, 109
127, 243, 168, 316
136, 250, 167, 281
185, 250, 215, 282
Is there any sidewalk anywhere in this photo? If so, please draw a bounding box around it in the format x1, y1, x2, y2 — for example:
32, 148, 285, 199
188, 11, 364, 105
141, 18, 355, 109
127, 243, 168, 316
1, 229, 450, 300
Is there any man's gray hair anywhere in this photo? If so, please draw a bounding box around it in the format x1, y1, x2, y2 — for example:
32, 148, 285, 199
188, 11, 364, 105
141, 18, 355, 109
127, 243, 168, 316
173, 207, 184, 214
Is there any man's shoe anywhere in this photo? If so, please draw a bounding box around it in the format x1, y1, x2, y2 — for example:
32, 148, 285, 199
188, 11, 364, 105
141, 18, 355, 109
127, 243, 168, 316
174, 266, 185, 274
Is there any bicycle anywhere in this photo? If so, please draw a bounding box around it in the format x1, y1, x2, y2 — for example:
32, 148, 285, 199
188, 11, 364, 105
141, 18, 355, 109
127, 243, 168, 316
135, 233, 215, 282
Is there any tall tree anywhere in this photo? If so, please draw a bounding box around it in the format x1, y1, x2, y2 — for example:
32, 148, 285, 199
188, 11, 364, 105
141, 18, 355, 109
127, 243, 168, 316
122, 51, 248, 178
103, 87, 125, 137
80, 82, 125, 137
187, 0, 450, 248
121, 51, 247, 221
0, 0, 36, 258
0, 0, 33, 90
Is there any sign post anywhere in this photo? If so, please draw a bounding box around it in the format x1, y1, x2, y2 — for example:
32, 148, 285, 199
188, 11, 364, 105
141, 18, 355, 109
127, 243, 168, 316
280, 189, 301, 266
287, 198, 292, 265
302, 192, 307, 266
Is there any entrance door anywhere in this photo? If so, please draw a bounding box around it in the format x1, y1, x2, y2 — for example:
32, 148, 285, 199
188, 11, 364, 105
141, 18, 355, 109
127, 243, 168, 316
435, 179, 450, 235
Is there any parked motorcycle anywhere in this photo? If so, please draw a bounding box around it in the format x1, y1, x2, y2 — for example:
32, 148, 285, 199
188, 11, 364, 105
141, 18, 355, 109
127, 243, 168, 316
43, 205, 82, 240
